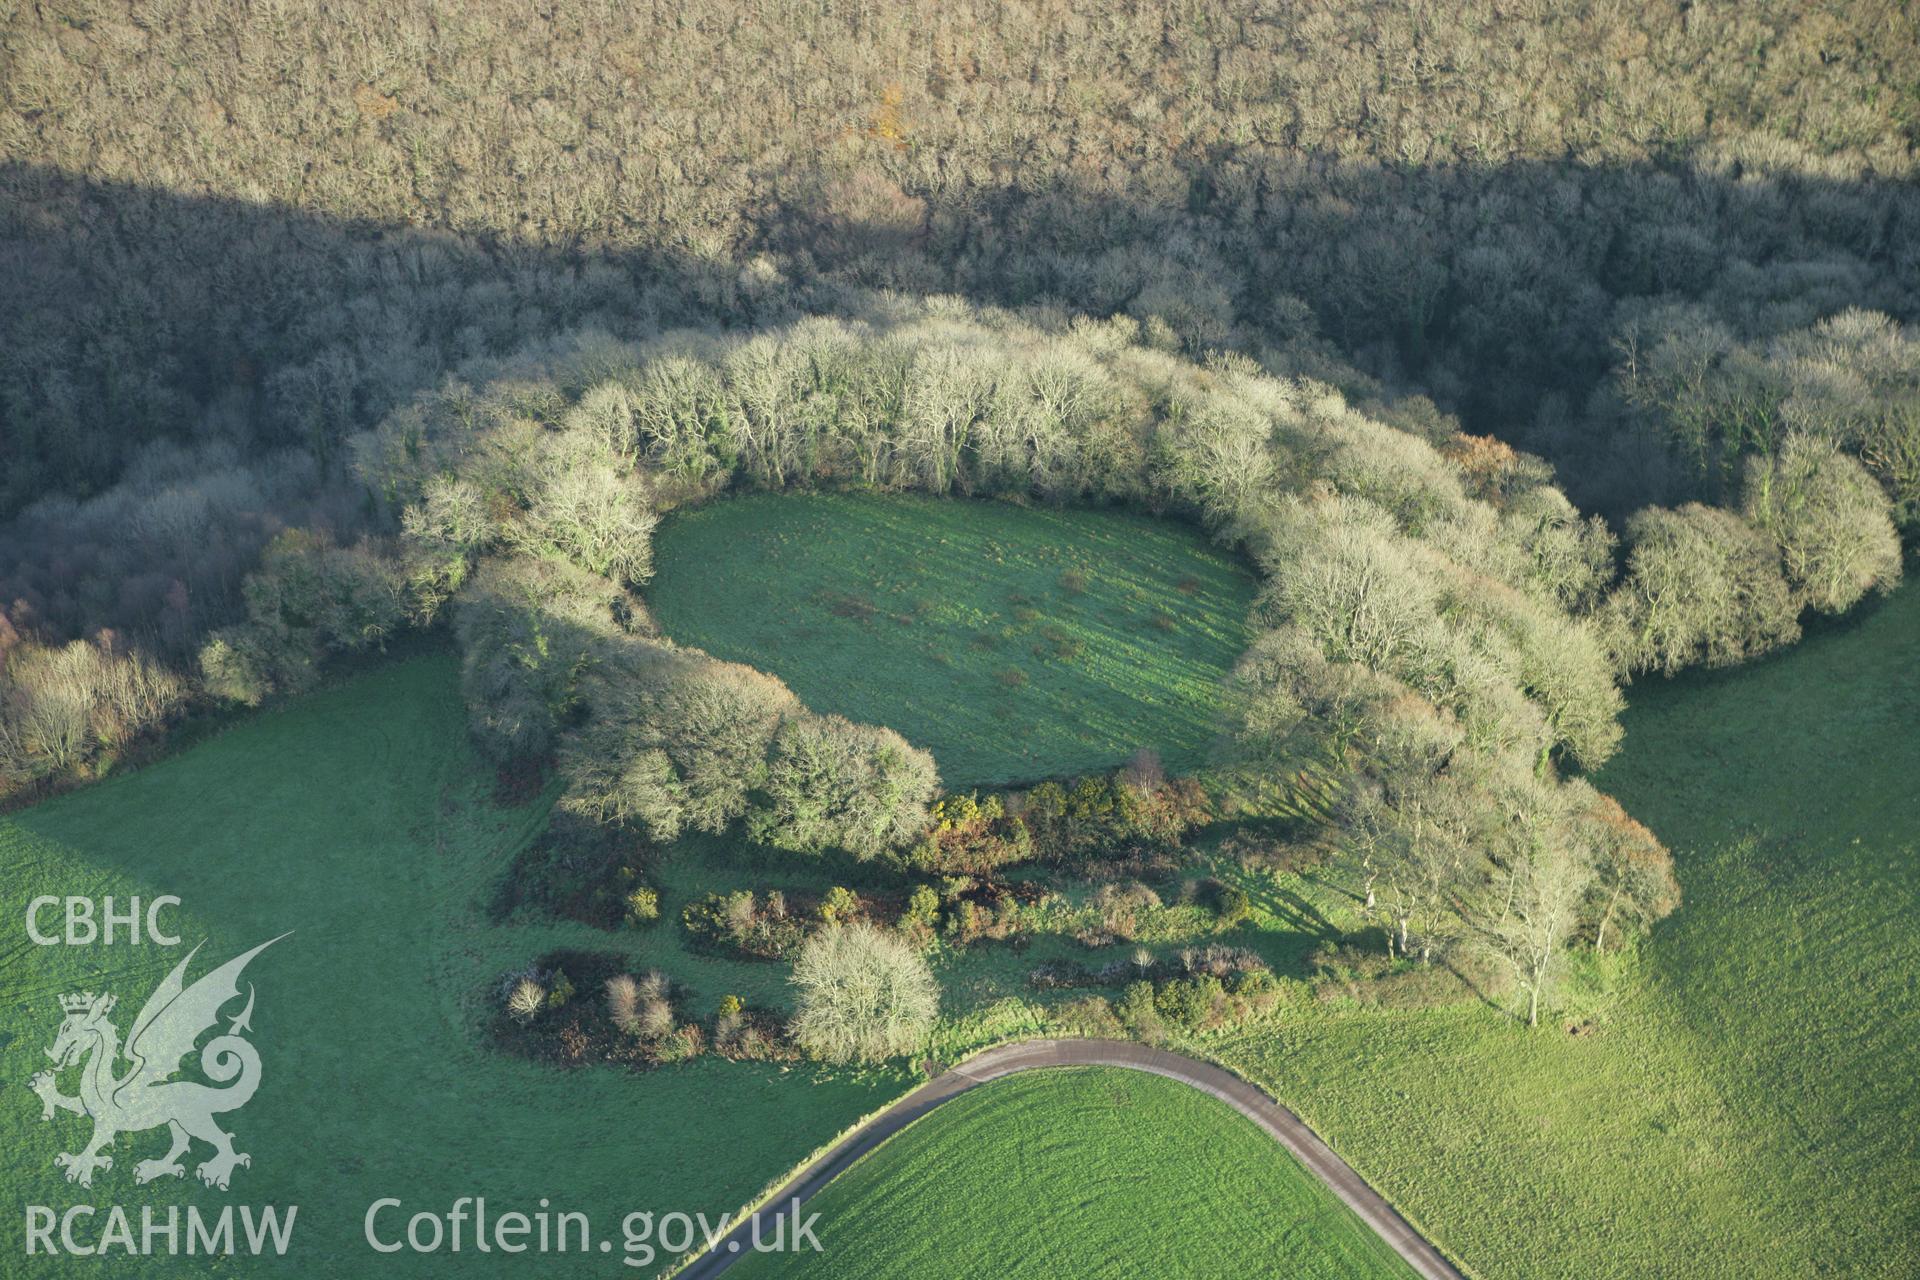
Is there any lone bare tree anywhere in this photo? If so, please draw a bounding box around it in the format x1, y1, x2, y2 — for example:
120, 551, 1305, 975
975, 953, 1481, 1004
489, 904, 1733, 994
789, 923, 939, 1064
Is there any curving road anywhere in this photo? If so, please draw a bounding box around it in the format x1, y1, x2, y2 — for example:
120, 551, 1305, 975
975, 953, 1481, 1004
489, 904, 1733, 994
675, 1037, 1463, 1280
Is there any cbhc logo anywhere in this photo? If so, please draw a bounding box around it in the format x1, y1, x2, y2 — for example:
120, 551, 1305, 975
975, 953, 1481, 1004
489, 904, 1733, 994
27, 896, 182, 946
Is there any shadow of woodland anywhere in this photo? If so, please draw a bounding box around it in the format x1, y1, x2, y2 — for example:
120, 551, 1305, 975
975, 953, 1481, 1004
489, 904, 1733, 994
2, 154, 1917, 657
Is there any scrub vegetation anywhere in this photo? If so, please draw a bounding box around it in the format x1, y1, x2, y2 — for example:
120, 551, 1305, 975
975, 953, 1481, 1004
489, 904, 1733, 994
159, 302, 1715, 1050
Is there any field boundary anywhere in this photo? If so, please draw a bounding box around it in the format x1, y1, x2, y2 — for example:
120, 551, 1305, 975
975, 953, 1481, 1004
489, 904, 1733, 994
671, 1037, 1465, 1279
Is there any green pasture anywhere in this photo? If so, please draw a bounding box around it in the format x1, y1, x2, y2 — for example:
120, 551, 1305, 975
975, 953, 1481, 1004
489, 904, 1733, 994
645, 493, 1254, 786
1207, 582, 1920, 1278
731, 1066, 1416, 1280
0, 658, 906, 1277
3, 526, 1913, 1279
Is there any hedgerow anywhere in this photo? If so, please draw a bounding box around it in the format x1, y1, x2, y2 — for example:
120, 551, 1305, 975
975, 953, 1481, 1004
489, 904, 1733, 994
174, 298, 1719, 1023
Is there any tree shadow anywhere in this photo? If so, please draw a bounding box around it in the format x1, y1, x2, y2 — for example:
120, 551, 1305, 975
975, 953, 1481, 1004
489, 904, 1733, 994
6, 148, 1917, 515
1443, 953, 1523, 1023
3, 150, 1916, 652
1248, 881, 1340, 942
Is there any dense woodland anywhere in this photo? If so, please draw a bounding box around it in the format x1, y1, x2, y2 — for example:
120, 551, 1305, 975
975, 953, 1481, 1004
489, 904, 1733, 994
5, 0, 1920, 512
2, 0, 1916, 1026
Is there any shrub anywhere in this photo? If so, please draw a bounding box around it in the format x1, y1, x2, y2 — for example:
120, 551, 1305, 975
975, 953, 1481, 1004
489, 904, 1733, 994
196, 633, 271, 709
1210, 883, 1253, 929
681, 891, 806, 959
819, 886, 861, 923
946, 899, 981, 943
723, 890, 758, 937
655, 1023, 705, 1063
637, 996, 675, 1040
624, 887, 660, 926
901, 884, 941, 931
789, 922, 939, 1064
606, 974, 642, 1034
911, 790, 1033, 873
506, 978, 546, 1024
545, 970, 576, 1010
1115, 981, 1166, 1043
1153, 975, 1227, 1029
1120, 748, 1165, 794
1091, 882, 1163, 941
1177, 945, 1268, 979
722, 1023, 774, 1060
931, 791, 1002, 831
940, 888, 1032, 947
1229, 968, 1280, 998
1021, 770, 1206, 863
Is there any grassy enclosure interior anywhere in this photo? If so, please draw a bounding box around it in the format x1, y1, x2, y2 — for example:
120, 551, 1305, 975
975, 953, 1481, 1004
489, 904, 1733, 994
646, 493, 1255, 785
729, 1066, 1416, 1280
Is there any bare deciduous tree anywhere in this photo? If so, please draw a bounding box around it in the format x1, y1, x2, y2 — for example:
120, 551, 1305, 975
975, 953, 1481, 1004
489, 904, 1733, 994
789, 923, 939, 1064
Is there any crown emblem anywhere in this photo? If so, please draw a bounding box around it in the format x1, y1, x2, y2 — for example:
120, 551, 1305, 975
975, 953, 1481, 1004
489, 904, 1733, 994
59, 992, 101, 1014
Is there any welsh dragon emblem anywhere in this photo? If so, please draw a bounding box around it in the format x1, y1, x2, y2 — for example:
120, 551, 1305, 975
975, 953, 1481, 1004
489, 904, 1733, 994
28, 936, 287, 1190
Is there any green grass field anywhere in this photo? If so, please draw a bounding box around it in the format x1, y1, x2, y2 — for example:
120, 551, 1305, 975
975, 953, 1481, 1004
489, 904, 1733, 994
645, 493, 1255, 785
731, 1067, 1416, 1280
1205, 583, 1920, 1278
0, 657, 909, 1277
3, 537, 1912, 1279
